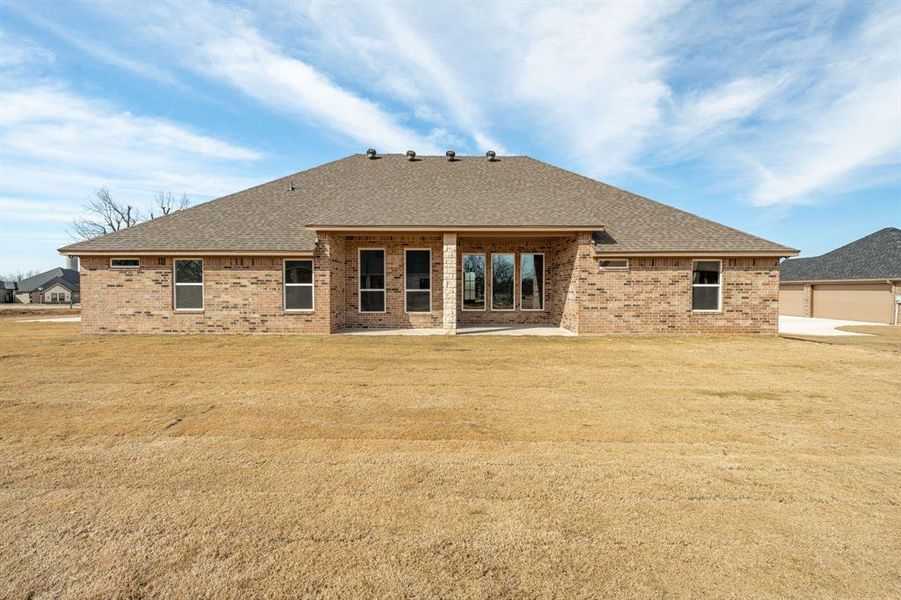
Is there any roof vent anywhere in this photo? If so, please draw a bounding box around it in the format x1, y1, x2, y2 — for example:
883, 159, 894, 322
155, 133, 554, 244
366, 148, 377, 159
445, 150, 456, 161
406, 150, 416, 161
287, 180, 295, 191
486, 150, 497, 161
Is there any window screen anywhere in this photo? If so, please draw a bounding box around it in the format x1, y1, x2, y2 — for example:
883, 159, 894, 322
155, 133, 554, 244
285, 259, 314, 311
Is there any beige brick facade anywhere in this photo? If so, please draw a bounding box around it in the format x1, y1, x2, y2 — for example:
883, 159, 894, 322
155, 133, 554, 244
78, 232, 781, 335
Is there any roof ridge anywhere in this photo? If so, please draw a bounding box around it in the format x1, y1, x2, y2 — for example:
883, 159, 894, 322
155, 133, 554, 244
805, 227, 901, 260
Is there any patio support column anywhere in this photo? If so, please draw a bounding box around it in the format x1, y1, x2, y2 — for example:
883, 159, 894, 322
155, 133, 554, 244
442, 233, 457, 334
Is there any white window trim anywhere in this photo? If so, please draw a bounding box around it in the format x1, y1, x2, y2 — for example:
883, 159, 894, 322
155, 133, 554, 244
284, 258, 315, 313
403, 248, 432, 314
520, 252, 545, 312
358, 247, 386, 314
461, 253, 486, 312
691, 259, 723, 313
490, 252, 516, 312
173, 258, 204, 312
599, 258, 629, 271
110, 258, 140, 269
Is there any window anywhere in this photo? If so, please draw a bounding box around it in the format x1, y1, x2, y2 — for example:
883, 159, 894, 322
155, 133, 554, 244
110, 258, 140, 269
599, 259, 629, 270
520, 253, 544, 310
692, 260, 721, 311
462, 254, 486, 311
404, 249, 431, 313
491, 253, 515, 311
284, 259, 314, 311
359, 249, 385, 313
173, 259, 203, 310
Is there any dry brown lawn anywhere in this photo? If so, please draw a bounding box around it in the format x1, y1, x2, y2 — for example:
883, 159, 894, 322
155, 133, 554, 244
781, 324, 901, 355
1, 322, 899, 598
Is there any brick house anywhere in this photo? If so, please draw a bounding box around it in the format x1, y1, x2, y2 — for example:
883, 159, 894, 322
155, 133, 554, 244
59, 152, 797, 335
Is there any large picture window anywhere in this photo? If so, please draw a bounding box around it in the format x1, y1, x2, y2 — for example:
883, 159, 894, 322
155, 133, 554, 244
520, 253, 544, 310
284, 259, 314, 311
462, 254, 486, 311
359, 249, 386, 313
174, 259, 203, 310
491, 253, 515, 311
692, 260, 722, 311
404, 249, 431, 313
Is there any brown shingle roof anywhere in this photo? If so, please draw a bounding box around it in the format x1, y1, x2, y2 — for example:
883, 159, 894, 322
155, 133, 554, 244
59, 154, 797, 255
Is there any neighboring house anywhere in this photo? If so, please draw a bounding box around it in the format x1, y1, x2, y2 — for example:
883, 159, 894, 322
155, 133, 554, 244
32, 276, 80, 304
0, 281, 15, 303
780, 227, 901, 324
12, 268, 81, 305
59, 152, 798, 335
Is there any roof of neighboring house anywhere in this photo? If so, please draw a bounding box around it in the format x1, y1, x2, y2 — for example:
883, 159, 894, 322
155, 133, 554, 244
35, 276, 80, 293
16, 268, 80, 293
59, 154, 797, 256
781, 227, 901, 282
0, 281, 16, 291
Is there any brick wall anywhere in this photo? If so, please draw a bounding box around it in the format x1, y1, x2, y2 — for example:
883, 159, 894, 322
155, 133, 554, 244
341, 234, 445, 329
79, 255, 330, 334
78, 233, 781, 335
576, 252, 780, 334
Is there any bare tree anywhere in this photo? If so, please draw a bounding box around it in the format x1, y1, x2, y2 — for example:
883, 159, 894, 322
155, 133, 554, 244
149, 191, 189, 219
70, 188, 190, 241
1, 270, 39, 283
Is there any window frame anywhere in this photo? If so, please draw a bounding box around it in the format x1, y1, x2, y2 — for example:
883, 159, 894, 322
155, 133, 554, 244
110, 258, 140, 269
283, 258, 315, 313
598, 258, 629, 271
519, 252, 545, 312
490, 252, 516, 312
691, 259, 722, 313
358, 247, 386, 314
403, 248, 432, 314
172, 258, 204, 312
461, 253, 486, 312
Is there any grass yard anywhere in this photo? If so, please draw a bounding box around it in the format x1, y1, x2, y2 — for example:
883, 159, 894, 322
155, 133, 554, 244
1, 322, 899, 598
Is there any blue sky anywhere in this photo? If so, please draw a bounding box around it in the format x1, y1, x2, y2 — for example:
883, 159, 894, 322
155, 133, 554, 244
1, 0, 899, 274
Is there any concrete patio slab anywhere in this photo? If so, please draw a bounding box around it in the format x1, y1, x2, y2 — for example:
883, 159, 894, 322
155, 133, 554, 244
17, 317, 82, 323
336, 325, 575, 336
458, 325, 576, 336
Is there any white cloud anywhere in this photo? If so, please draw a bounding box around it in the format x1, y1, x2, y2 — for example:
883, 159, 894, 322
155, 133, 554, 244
0, 31, 55, 68
747, 6, 901, 205
0, 198, 80, 223
99, 0, 443, 154
510, 2, 676, 173
6, 7, 181, 87
0, 81, 265, 272
671, 78, 780, 141
294, 2, 507, 154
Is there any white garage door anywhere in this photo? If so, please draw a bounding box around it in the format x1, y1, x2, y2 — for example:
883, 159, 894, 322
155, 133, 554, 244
812, 283, 893, 323
779, 285, 805, 316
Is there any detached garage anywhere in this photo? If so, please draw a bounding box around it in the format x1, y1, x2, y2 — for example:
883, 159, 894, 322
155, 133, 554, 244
780, 227, 900, 325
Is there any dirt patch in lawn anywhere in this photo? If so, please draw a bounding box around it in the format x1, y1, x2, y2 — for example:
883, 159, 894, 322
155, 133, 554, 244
1, 322, 899, 597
